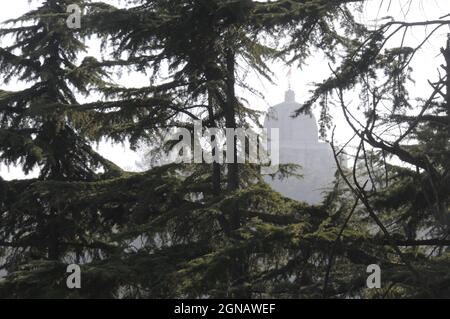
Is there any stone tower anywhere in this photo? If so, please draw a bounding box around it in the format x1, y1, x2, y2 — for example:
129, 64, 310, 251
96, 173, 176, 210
264, 89, 336, 204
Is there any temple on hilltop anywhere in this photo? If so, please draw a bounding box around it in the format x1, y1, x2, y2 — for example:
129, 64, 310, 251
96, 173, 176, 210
264, 89, 336, 205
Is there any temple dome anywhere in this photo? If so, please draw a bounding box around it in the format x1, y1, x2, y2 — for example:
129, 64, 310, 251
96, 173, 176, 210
264, 89, 319, 145
263, 89, 336, 204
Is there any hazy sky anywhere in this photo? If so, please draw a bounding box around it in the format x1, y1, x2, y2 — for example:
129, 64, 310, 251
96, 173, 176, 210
1, 0, 450, 180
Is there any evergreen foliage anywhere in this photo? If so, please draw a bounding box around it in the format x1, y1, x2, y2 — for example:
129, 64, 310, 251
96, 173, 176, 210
0, 0, 448, 299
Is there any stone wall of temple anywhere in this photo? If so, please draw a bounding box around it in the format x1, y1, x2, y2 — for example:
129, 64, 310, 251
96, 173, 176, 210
264, 89, 336, 204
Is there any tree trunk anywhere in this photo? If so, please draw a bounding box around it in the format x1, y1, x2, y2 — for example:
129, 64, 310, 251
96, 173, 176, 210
207, 89, 221, 196
445, 34, 450, 130
224, 48, 249, 298
225, 49, 240, 192
47, 210, 60, 260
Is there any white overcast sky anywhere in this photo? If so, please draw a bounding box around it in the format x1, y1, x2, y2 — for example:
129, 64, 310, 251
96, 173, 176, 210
1, 0, 450, 180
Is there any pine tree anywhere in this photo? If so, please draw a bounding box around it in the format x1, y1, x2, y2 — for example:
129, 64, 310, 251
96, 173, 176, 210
0, 0, 374, 298
0, 0, 126, 298
303, 21, 450, 297
70, 0, 370, 298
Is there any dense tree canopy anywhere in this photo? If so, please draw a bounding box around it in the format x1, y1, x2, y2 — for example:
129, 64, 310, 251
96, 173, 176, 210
0, 0, 449, 299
